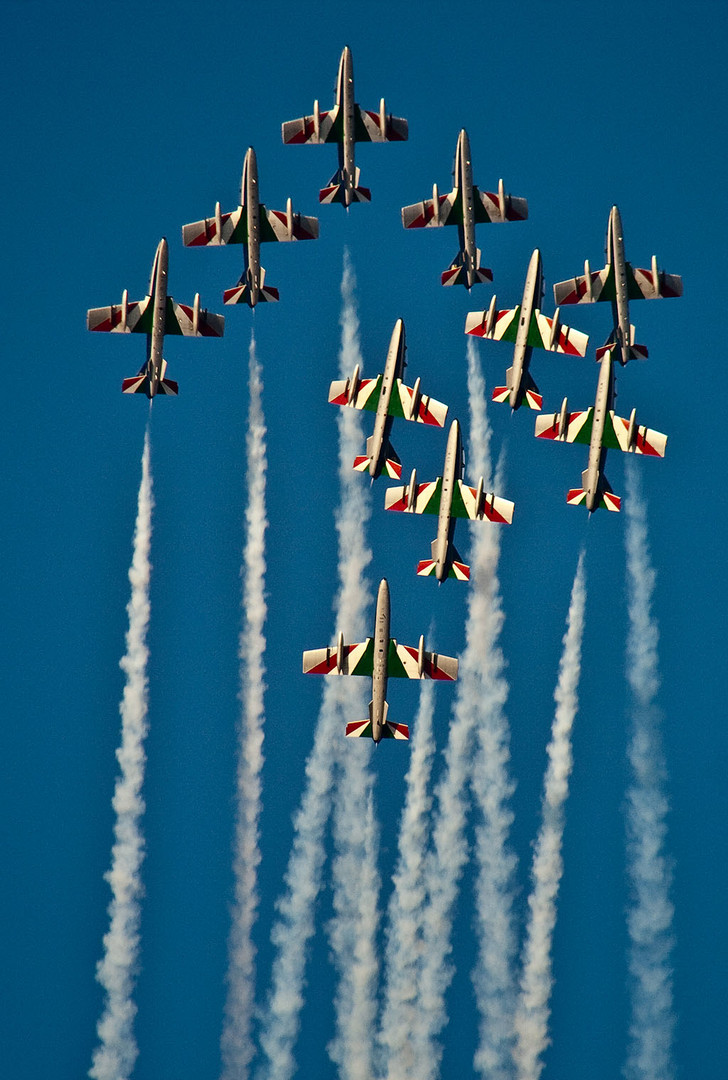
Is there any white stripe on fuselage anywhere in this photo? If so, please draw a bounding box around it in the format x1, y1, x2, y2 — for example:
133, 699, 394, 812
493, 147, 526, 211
371, 578, 391, 742
434, 420, 462, 581
585, 349, 616, 511
455, 130, 476, 283
148, 237, 169, 392
510, 247, 543, 408
243, 147, 261, 302
369, 319, 406, 476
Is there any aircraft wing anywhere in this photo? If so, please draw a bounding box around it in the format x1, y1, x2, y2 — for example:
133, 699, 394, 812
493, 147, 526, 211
606, 412, 667, 456
328, 373, 383, 411
535, 408, 593, 444
628, 265, 683, 300
385, 478, 442, 515
401, 190, 458, 229
182, 207, 245, 246
464, 306, 587, 354
474, 187, 528, 223
452, 481, 514, 523
281, 106, 339, 144
354, 106, 408, 142
302, 638, 374, 676
164, 299, 225, 337
387, 640, 459, 681
87, 297, 151, 333
553, 266, 613, 305
262, 208, 319, 242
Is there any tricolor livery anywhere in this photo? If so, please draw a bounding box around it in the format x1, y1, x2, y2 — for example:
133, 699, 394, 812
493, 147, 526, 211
329, 319, 448, 479
553, 205, 682, 366
465, 249, 589, 410
535, 347, 667, 512
282, 46, 408, 207
87, 238, 225, 397
302, 578, 458, 742
385, 419, 514, 581
182, 146, 319, 307
401, 129, 528, 288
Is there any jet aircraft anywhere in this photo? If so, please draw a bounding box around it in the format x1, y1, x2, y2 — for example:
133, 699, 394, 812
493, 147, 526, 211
464, 248, 589, 410
552, 205, 682, 366
534, 346, 667, 512
384, 419, 514, 581
181, 146, 319, 307
328, 319, 448, 479
401, 129, 528, 288
281, 45, 408, 207
302, 578, 458, 742
87, 238, 225, 397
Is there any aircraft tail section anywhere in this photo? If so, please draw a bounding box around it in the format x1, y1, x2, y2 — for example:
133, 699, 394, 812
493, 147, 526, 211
223, 267, 279, 307
441, 248, 493, 288
416, 540, 470, 581
596, 326, 648, 363
567, 469, 621, 512
320, 166, 371, 206
492, 367, 542, 410
353, 435, 402, 479
122, 362, 178, 398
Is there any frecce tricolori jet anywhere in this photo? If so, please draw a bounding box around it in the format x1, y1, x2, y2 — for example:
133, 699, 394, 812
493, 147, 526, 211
552, 205, 682, 366
465, 248, 589, 410
534, 346, 667, 512
385, 420, 514, 581
87, 238, 225, 397
328, 319, 448, 479
181, 146, 319, 307
401, 128, 528, 288
281, 46, 408, 207
302, 578, 458, 742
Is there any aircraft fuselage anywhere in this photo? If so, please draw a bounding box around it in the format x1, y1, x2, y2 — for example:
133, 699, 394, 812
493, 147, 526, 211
584, 349, 616, 512
510, 247, 544, 408
146, 237, 169, 394
336, 46, 357, 207
241, 147, 261, 303
434, 420, 464, 581
454, 129, 477, 285
370, 578, 392, 742
606, 205, 632, 367
369, 318, 406, 477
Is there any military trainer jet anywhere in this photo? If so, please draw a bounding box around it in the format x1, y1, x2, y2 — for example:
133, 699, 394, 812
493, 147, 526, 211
534, 346, 667, 512
328, 319, 448, 479
385, 419, 514, 581
302, 578, 458, 742
87, 238, 225, 397
281, 46, 408, 207
553, 205, 682, 366
182, 146, 319, 307
401, 129, 528, 288
465, 248, 589, 410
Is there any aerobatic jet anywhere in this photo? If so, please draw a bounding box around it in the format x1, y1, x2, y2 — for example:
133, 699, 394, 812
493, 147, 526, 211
87, 238, 225, 397
302, 578, 458, 742
384, 419, 514, 581
534, 347, 667, 512
328, 319, 448, 479
401, 129, 528, 288
552, 205, 682, 366
281, 45, 408, 207
465, 248, 589, 410
182, 146, 319, 307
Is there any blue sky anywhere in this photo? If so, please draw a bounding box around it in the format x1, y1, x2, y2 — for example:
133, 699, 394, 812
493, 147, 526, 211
1, 1, 726, 1078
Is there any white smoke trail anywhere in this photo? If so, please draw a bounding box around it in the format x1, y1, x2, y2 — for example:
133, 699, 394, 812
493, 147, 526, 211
378, 680, 436, 1080
259, 250, 373, 1080
513, 551, 587, 1080
623, 461, 675, 1080
221, 333, 268, 1080
326, 249, 379, 1080
89, 429, 153, 1080
465, 339, 518, 1080
414, 340, 517, 1080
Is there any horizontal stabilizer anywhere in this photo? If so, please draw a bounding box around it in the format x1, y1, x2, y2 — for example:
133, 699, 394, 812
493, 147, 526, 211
121, 374, 178, 397
345, 720, 409, 740
320, 168, 371, 205
223, 282, 279, 306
